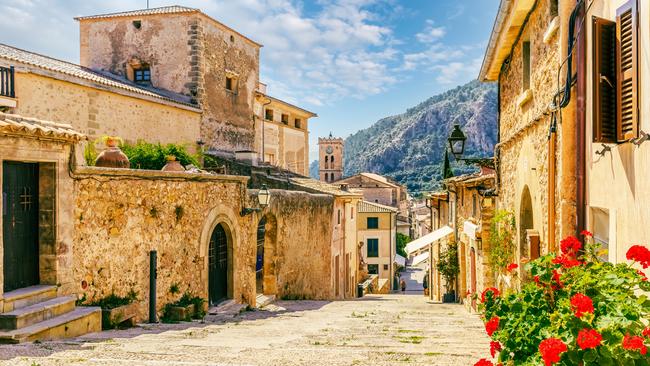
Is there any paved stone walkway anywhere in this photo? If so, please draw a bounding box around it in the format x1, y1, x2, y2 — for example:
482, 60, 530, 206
0, 294, 489, 366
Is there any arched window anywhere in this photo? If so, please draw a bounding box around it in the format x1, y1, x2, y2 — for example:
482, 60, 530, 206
331, 156, 335, 163
325, 156, 329, 163
330, 173, 335, 182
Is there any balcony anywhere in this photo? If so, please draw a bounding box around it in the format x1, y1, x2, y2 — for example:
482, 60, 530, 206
0, 66, 16, 109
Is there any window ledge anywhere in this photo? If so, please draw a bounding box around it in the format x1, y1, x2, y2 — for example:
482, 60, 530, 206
543, 16, 560, 44
517, 89, 533, 108
0, 95, 17, 108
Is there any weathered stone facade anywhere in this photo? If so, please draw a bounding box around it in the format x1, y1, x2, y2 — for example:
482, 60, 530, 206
77, 8, 261, 153
72, 168, 337, 320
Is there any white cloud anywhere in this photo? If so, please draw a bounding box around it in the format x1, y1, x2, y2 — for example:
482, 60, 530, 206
415, 20, 445, 43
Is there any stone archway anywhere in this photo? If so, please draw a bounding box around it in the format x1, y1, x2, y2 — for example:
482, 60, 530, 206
519, 185, 534, 259
256, 214, 278, 296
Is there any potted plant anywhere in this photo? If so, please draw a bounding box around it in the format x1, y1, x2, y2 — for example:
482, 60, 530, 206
161, 155, 185, 172
162, 286, 207, 323
86, 290, 139, 329
95, 135, 130, 168
437, 241, 460, 303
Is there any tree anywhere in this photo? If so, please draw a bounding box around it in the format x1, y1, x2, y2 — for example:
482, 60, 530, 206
396, 233, 410, 258
437, 241, 460, 294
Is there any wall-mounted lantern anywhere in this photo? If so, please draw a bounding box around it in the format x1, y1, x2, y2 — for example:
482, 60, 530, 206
447, 124, 467, 160
241, 185, 271, 216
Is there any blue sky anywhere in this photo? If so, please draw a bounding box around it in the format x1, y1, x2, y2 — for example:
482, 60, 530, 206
0, 0, 499, 160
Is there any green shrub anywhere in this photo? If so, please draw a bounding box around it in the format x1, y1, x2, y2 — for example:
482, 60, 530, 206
86, 289, 138, 310
396, 233, 410, 258
120, 141, 199, 170
475, 234, 650, 365
436, 241, 460, 294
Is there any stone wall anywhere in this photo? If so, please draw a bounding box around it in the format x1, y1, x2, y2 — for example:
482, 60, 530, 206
497, 0, 564, 255
11, 72, 201, 145
71, 168, 335, 320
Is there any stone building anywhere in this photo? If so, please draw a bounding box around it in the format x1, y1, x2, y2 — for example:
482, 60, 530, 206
336, 173, 409, 213
318, 134, 344, 183
356, 201, 397, 290
479, 0, 579, 260
254, 85, 316, 176
480, 0, 650, 266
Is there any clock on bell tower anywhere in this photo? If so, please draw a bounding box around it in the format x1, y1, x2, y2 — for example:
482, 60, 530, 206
318, 133, 344, 183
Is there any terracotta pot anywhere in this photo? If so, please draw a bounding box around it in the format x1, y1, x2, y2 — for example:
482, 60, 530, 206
162, 160, 185, 172
95, 146, 130, 168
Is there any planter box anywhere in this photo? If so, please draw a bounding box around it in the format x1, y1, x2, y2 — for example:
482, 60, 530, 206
167, 304, 195, 322
101, 302, 138, 329
443, 293, 456, 303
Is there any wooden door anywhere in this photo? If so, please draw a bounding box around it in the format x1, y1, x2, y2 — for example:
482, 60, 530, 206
3, 162, 39, 292
209, 224, 228, 305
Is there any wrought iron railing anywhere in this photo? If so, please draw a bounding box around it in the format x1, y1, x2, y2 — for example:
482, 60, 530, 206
0, 66, 15, 98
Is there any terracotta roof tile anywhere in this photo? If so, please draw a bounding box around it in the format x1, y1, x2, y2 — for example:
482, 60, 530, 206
74, 5, 199, 20
357, 201, 397, 213
0, 112, 85, 141
290, 177, 362, 197
0, 43, 197, 108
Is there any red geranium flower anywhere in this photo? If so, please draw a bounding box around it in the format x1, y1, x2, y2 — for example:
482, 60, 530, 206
622, 334, 648, 355
490, 341, 502, 358
552, 254, 582, 269
506, 263, 518, 272
539, 338, 567, 366
576, 328, 602, 350
560, 236, 582, 255
570, 293, 594, 318
481, 287, 500, 303
626, 245, 650, 269
581, 230, 593, 237
485, 316, 499, 337
474, 359, 494, 366
638, 270, 648, 282
642, 328, 650, 338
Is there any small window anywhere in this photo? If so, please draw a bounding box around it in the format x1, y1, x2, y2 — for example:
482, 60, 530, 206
383, 264, 389, 271
472, 194, 478, 217
550, 0, 558, 17
295, 118, 302, 129
134, 67, 151, 84
522, 41, 531, 91
225, 76, 239, 94
281, 114, 289, 125
367, 239, 379, 258
133, 20, 142, 29
367, 217, 379, 229
351, 207, 354, 219
367, 264, 379, 275
230, 35, 235, 43
265, 109, 274, 121
330, 173, 335, 182
338, 209, 341, 225
331, 156, 335, 163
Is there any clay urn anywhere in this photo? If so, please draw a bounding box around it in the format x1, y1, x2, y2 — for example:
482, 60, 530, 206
95, 137, 130, 169
162, 155, 185, 172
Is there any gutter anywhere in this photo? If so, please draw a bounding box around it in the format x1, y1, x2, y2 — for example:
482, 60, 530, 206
479, 0, 514, 81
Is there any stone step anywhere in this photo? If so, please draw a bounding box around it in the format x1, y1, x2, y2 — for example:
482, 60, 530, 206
0, 296, 76, 330
255, 294, 275, 308
0, 306, 101, 344
2, 285, 58, 313
208, 300, 245, 316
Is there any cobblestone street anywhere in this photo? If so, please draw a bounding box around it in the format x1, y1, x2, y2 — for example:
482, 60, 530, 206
0, 294, 489, 366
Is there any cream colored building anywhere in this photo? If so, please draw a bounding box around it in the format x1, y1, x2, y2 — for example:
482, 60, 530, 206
254, 85, 316, 176
357, 201, 397, 286
337, 173, 409, 214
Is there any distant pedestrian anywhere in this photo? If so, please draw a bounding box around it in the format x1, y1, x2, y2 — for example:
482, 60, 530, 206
400, 279, 406, 293
423, 272, 429, 296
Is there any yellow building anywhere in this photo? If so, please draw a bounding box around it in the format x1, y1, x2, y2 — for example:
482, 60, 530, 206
254, 85, 316, 176
357, 201, 397, 289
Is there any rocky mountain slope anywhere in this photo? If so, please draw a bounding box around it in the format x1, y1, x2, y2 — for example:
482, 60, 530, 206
343, 80, 497, 193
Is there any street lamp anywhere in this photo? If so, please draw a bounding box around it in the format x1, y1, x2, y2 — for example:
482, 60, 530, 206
446, 124, 495, 167
241, 184, 271, 216
448, 124, 467, 160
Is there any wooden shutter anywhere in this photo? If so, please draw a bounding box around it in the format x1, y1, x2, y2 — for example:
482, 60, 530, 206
593, 17, 617, 142
616, 0, 639, 141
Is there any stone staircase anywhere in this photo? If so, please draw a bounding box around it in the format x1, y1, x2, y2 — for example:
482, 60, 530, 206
0, 285, 101, 344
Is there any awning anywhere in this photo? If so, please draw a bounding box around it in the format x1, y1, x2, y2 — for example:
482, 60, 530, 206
410, 251, 430, 266
394, 254, 406, 267
463, 221, 479, 239
405, 225, 454, 255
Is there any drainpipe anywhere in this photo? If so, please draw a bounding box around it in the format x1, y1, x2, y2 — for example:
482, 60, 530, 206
548, 117, 557, 252
575, 1, 587, 241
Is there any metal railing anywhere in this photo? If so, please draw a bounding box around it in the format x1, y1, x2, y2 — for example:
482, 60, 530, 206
0, 66, 15, 98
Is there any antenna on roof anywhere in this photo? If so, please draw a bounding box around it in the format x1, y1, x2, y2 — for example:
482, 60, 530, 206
147, 0, 150, 9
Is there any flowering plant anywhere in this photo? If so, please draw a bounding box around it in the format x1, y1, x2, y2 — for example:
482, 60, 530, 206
475, 234, 650, 365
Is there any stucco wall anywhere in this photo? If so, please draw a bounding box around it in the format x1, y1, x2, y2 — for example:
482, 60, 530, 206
358, 211, 394, 281
10, 71, 201, 145
585, 0, 650, 263
497, 0, 564, 254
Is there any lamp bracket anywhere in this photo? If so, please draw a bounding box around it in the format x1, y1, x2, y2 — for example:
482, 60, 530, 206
240, 207, 262, 216
595, 144, 612, 157
633, 130, 649, 146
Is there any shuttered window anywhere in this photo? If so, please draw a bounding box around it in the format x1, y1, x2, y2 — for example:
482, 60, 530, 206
616, 0, 639, 141
592, 17, 617, 142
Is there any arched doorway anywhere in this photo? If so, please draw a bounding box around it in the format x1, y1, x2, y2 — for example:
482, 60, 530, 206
256, 217, 266, 294
519, 186, 534, 259
209, 223, 230, 305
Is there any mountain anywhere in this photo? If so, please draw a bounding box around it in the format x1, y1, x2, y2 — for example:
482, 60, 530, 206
309, 160, 319, 180
344, 80, 497, 194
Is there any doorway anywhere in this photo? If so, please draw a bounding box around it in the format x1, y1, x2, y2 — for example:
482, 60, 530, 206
3, 161, 40, 292
208, 223, 229, 305
519, 186, 534, 259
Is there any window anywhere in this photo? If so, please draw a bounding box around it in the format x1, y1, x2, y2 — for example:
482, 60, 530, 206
132, 20, 142, 29
367, 264, 379, 275
522, 41, 531, 90
383, 264, 389, 271
226, 76, 235, 92
265, 109, 274, 121
281, 114, 289, 125
593, 1, 639, 142
472, 193, 478, 218
338, 209, 341, 225
550, 0, 558, 17
330, 173, 334, 182
351, 207, 354, 219
367, 217, 379, 229
331, 156, 335, 163
367, 239, 379, 258
591, 207, 610, 262
134, 67, 151, 84
295, 118, 302, 129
